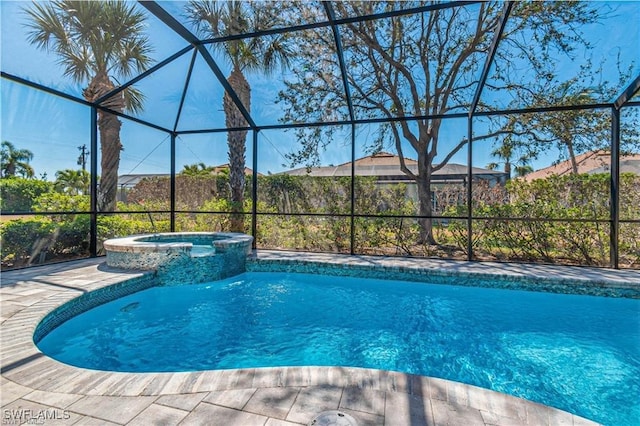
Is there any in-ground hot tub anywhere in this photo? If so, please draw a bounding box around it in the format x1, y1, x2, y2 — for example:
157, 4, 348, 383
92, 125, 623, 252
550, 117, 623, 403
103, 232, 253, 284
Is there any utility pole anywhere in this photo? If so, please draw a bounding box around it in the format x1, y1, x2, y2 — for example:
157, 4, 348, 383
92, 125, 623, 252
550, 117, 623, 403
77, 144, 89, 171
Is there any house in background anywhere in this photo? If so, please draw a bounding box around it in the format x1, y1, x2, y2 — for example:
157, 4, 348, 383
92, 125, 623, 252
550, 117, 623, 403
282, 152, 507, 184
116, 153, 507, 210
523, 150, 640, 181
280, 152, 508, 212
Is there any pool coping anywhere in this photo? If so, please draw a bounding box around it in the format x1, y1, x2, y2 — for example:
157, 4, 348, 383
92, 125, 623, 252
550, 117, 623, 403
3, 252, 632, 425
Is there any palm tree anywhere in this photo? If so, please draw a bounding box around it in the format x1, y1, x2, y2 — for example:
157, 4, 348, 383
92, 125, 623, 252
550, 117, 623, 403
55, 169, 90, 195
1, 141, 34, 178
180, 162, 215, 176
486, 136, 534, 179
513, 165, 533, 178
186, 1, 292, 232
25, 1, 152, 211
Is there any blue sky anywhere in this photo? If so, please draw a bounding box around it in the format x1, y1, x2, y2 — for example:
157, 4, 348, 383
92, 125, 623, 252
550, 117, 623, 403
1, 1, 638, 181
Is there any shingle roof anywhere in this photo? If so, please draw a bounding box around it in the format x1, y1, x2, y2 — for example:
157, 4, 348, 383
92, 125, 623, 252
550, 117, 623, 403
523, 150, 640, 181
281, 152, 506, 180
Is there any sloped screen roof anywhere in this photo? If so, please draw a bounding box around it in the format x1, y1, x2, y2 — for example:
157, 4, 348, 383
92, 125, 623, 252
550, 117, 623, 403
2, 1, 638, 135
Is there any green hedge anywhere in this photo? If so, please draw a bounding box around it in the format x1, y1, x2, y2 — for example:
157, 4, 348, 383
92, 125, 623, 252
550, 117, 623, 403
0, 213, 166, 269
0, 216, 88, 268
0, 177, 54, 212
445, 173, 640, 266
2, 173, 638, 270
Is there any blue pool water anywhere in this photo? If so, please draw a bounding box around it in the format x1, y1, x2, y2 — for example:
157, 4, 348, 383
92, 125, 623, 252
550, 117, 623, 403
37, 272, 639, 425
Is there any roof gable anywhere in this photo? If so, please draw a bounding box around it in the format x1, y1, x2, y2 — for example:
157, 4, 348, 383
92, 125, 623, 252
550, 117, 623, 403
281, 152, 505, 179
523, 150, 640, 181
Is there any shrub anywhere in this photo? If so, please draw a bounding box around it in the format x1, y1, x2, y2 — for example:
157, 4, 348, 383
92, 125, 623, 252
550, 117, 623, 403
0, 218, 56, 267
33, 193, 90, 219
127, 175, 230, 210
0, 177, 54, 212
443, 173, 631, 266
0, 215, 91, 269
620, 222, 640, 267
51, 217, 90, 257
97, 215, 165, 240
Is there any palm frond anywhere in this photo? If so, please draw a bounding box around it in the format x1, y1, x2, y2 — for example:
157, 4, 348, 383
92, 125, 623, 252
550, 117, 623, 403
24, 0, 153, 88
187, 1, 294, 74
58, 45, 93, 82
123, 86, 146, 114
17, 162, 35, 178
248, 33, 294, 75
186, 1, 225, 36
23, 2, 67, 50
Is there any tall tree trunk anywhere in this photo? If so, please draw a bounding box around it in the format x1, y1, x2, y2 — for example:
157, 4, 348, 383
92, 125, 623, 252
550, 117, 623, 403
566, 139, 578, 174
224, 66, 250, 232
98, 111, 123, 211
83, 71, 125, 212
416, 156, 437, 245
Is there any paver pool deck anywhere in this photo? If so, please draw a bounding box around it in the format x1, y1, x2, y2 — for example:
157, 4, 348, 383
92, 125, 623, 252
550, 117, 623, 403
3, 251, 639, 425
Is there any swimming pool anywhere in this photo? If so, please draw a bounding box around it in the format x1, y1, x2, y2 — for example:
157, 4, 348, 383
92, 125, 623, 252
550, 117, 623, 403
36, 272, 639, 426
